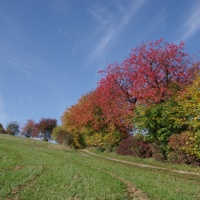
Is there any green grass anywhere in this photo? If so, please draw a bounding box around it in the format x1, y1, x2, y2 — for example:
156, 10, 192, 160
82, 149, 200, 200
1, 134, 200, 200
0, 135, 126, 199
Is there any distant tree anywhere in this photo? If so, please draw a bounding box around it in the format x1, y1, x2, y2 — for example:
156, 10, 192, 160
36, 118, 57, 141
21, 119, 39, 138
0, 123, 5, 133
6, 121, 20, 136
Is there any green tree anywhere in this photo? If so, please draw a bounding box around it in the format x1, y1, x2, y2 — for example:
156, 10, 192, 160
172, 74, 200, 161
177, 75, 200, 132
133, 100, 187, 145
6, 121, 20, 136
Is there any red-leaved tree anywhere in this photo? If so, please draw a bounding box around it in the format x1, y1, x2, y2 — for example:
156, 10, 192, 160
37, 118, 57, 141
99, 39, 193, 105
96, 39, 194, 133
22, 119, 39, 138
61, 39, 198, 149
61, 92, 108, 147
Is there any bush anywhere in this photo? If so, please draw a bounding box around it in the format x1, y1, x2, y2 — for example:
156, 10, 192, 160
167, 150, 199, 165
52, 126, 73, 146
130, 134, 152, 158
116, 134, 152, 158
149, 143, 168, 161
186, 130, 200, 162
168, 132, 200, 166
116, 136, 133, 155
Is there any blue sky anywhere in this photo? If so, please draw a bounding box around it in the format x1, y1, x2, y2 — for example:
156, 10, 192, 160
0, 0, 200, 128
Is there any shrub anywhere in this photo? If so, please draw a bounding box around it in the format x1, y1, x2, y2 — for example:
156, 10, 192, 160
116, 136, 134, 155
116, 134, 152, 158
168, 132, 200, 166
167, 150, 199, 165
184, 130, 200, 165
52, 126, 73, 146
130, 134, 152, 158
149, 143, 168, 161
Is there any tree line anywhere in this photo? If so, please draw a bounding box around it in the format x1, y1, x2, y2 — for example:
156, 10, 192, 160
1, 39, 199, 165
61, 39, 200, 165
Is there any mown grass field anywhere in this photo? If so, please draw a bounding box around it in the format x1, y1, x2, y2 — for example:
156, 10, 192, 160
0, 134, 200, 200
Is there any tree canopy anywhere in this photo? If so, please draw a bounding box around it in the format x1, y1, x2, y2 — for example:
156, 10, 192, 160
61, 39, 199, 154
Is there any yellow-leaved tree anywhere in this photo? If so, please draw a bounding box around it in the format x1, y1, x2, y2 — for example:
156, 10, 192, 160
179, 75, 200, 130
177, 74, 200, 160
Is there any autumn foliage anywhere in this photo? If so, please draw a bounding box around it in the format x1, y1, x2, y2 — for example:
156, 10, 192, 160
22, 119, 39, 138
61, 39, 200, 164
98, 39, 192, 107
21, 118, 57, 141
37, 118, 57, 141
61, 92, 124, 148
52, 126, 73, 146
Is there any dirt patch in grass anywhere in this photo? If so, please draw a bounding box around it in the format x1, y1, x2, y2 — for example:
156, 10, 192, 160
95, 167, 148, 200
5, 172, 42, 200
80, 150, 148, 199
13, 165, 23, 171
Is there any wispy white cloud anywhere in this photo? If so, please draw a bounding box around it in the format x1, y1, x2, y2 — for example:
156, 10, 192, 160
179, 1, 200, 41
0, 12, 43, 78
0, 37, 49, 82
3, 56, 32, 76
86, 0, 147, 65
91, 31, 114, 60
114, 0, 146, 32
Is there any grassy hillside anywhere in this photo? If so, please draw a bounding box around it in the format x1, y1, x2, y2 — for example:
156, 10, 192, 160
0, 134, 200, 200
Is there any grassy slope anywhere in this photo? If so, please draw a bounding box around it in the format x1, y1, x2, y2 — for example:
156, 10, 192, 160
0, 134, 200, 200
83, 148, 200, 200
0, 135, 127, 199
